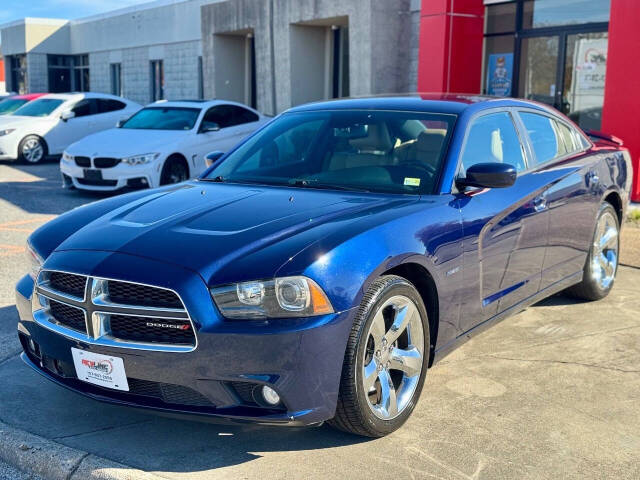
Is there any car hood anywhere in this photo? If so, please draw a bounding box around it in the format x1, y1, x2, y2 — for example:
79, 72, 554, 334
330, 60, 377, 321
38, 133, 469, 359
66, 128, 190, 156
55, 182, 418, 283
0, 115, 46, 128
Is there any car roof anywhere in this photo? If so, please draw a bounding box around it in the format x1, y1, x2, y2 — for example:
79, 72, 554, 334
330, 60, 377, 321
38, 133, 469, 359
37, 92, 133, 102
286, 93, 551, 116
144, 99, 258, 111
12, 93, 47, 101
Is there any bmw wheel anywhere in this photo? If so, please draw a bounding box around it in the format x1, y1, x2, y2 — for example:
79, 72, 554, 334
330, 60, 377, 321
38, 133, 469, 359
160, 156, 189, 185
18, 135, 47, 164
566, 202, 620, 301
329, 275, 429, 437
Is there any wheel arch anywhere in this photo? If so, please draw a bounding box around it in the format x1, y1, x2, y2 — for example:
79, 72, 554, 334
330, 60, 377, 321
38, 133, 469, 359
602, 190, 623, 225
165, 152, 190, 177
382, 262, 439, 367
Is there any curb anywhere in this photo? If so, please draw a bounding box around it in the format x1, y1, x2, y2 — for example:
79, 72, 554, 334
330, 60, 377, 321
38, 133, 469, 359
0, 420, 165, 480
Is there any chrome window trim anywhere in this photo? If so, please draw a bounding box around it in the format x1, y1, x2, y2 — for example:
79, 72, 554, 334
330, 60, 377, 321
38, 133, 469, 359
33, 269, 198, 353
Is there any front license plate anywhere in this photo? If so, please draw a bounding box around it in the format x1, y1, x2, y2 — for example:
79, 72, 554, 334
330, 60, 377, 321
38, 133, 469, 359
71, 348, 129, 391
83, 169, 102, 181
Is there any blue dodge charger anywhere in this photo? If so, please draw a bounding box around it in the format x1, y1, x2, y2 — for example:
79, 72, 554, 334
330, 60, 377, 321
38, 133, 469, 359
16, 95, 631, 436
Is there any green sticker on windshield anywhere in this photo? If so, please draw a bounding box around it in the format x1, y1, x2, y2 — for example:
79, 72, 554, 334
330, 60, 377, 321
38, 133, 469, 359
404, 177, 421, 187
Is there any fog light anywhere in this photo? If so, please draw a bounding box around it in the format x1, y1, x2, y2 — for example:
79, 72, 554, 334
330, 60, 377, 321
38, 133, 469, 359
261, 385, 280, 405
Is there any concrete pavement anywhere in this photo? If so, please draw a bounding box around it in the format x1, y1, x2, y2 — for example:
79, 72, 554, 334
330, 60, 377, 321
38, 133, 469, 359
1, 161, 639, 479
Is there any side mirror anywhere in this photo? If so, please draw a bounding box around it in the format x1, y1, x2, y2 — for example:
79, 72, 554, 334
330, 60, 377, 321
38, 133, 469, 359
205, 150, 225, 167
200, 122, 220, 133
456, 162, 517, 190
116, 117, 129, 128
60, 110, 75, 121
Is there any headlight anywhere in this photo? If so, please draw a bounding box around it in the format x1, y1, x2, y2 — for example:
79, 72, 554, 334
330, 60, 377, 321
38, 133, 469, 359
62, 151, 74, 163
210, 276, 334, 319
122, 153, 160, 166
0, 128, 15, 137
26, 241, 44, 280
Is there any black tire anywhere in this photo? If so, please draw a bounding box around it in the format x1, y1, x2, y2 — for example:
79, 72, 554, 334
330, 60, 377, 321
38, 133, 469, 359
565, 202, 620, 301
159, 156, 189, 185
328, 275, 430, 437
18, 135, 47, 164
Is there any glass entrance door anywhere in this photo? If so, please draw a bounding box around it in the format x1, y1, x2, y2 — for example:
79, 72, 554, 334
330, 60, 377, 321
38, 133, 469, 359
563, 32, 608, 130
519, 35, 560, 106
518, 30, 608, 130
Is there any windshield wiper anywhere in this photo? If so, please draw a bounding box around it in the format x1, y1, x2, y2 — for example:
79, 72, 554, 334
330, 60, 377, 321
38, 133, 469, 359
200, 175, 225, 183
289, 179, 370, 193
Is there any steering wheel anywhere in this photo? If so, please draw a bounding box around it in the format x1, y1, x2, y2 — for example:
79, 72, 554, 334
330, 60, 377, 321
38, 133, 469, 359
403, 162, 437, 176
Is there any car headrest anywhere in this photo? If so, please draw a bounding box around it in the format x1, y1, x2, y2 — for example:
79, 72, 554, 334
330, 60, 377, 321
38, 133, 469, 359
416, 130, 446, 154
350, 123, 392, 153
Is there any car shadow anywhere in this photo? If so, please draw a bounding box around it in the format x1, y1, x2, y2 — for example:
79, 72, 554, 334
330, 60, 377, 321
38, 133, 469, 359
531, 293, 589, 307
0, 159, 119, 215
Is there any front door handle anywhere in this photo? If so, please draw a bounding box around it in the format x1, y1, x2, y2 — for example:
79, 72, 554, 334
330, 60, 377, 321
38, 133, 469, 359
533, 194, 547, 212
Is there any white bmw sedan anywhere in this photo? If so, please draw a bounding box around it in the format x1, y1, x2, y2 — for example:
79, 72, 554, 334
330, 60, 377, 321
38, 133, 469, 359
60, 100, 269, 191
0, 93, 141, 163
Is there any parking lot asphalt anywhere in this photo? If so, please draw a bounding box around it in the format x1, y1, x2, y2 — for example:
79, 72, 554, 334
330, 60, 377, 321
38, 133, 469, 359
1, 160, 639, 479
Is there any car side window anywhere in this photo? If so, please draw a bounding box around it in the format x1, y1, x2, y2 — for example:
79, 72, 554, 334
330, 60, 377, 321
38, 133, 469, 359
555, 120, 577, 155
71, 99, 98, 118
201, 105, 259, 131
460, 112, 526, 175
520, 112, 566, 165
98, 99, 126, 114
228, 105, 259, 126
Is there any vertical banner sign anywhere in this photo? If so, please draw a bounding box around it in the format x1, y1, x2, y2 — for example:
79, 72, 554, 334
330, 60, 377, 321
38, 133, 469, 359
486, 53, 513, 97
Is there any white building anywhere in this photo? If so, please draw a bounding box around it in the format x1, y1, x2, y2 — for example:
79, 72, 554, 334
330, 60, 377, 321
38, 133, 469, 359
1, 0, 421, 114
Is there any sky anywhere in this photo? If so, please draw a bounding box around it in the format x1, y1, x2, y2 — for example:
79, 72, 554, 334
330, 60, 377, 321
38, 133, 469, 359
0, 0, 152, 24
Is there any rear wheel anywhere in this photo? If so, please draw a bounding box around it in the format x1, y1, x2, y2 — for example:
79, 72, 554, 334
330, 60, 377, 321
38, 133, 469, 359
566, 202, 619, 300
18, 135, 47, 164
159, 156, 189, 185
329, 275, 429, 437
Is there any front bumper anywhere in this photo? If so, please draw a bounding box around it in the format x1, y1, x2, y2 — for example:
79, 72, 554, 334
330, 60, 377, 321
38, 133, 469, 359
0, 134, 18, 160
15, 252, 355, 426
60, 158, 161, 191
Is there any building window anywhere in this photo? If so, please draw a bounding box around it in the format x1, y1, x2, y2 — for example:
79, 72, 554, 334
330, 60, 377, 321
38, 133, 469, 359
73, 55, 90, 92
482, 0, 610, 130
150, 60, 164, 101
198, 56, 204, 100
10, 55, 27, 94
47, 55, 89, 93
110, 63, 122, 96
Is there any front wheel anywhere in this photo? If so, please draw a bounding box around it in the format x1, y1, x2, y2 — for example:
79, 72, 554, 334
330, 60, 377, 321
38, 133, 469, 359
159, 156, 189, 185
566, 202, 620, 301
329, 275, 429, 437
18, 135, 47, 164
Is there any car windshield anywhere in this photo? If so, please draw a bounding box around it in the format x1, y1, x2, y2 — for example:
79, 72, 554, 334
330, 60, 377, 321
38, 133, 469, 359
0, 98, 29, 114
121, 107, 201, 130
204, 110, 456, 195
13, 99, 65, 117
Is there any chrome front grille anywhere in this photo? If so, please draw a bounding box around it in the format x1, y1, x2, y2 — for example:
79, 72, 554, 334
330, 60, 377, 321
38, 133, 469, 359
34, 270, 196, 352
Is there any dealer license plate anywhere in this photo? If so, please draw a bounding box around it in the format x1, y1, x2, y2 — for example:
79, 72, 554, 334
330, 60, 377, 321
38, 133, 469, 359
83, 169, 103, 181
71, 348, 129, 391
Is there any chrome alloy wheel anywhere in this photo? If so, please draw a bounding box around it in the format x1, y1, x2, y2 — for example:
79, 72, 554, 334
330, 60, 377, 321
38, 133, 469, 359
22, 138, 44, 163
591, 210, 619, 290
362, 295, 424, 420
